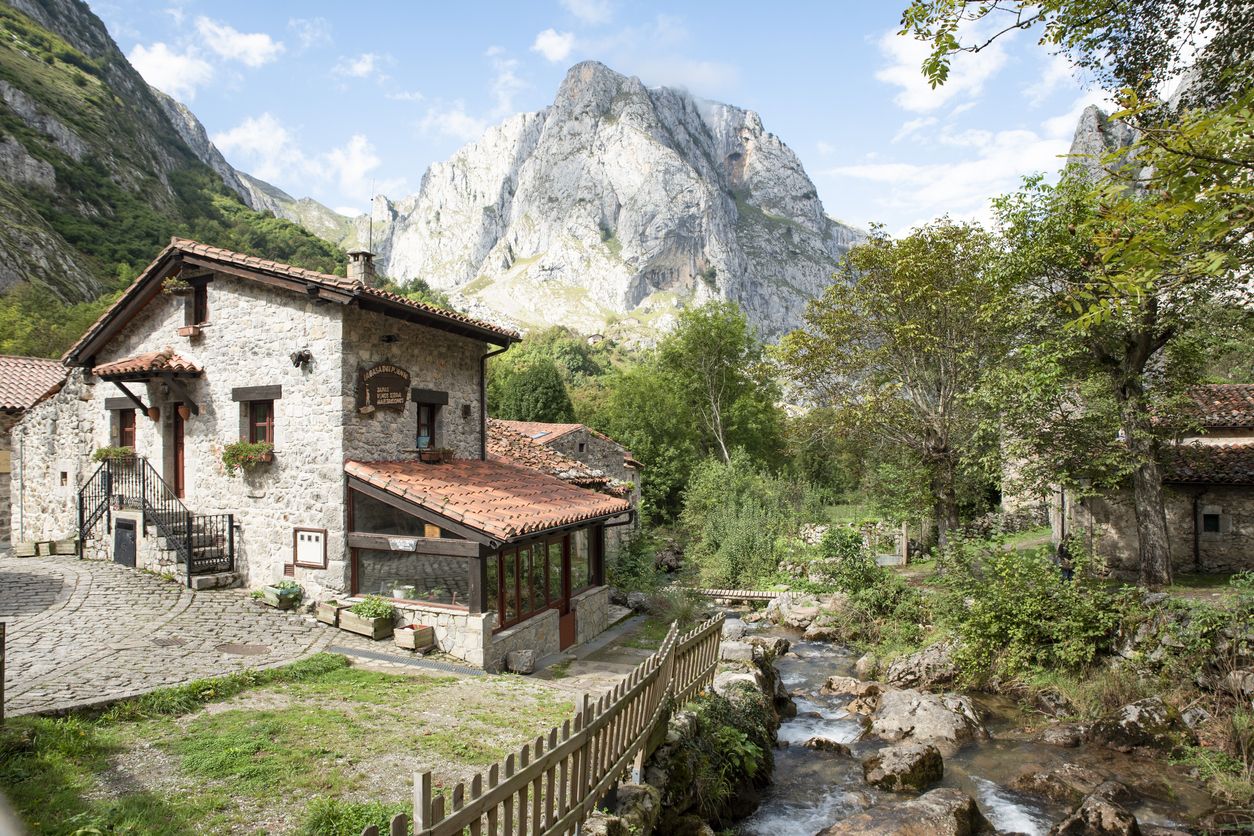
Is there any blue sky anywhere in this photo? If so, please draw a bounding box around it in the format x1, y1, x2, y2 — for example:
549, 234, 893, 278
94, 0, 1110, 234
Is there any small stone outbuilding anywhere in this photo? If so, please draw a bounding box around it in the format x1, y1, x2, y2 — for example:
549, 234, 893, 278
0, 354, 66, 553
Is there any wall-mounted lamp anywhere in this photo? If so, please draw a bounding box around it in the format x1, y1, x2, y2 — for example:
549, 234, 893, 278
290, 348, 313, 369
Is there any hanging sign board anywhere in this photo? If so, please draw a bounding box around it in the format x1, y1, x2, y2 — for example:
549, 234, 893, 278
358, 363, 411, 410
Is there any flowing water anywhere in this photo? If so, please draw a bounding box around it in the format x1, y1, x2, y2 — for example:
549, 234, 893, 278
735, 628, 1215, 835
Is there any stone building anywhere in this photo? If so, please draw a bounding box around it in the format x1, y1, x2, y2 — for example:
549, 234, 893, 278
9, 238, 632, 669
1, 354, 66, 552
1057, 385, 1254, 576
493, 419, 642, 553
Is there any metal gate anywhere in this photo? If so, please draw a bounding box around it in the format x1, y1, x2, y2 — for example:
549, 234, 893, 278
113, 518, 136, 568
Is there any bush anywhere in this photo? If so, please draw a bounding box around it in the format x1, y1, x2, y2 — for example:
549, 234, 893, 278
298, 798, 409, 836
936, 536, 1124, 678
812, 527, 881, 592
91, 445, 134, 462
348, 595, 395, 620
221, 441, 274, 476
607, 530, 664, 592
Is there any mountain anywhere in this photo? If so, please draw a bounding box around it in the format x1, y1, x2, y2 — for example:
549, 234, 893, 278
1067, 104, 1137, 181
360, 63, 862, 339
0, 0, 345, 313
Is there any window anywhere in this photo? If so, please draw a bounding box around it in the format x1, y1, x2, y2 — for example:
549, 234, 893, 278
577, 441, 586, 454
416, 403, 438, 449
117, 408, 136, 449
293, 528, 327, 569
354, 548, 471, 606
248, 400, 274, 444
1202, 513, 1221, 533
570, 528, 591, 593
184, 280, 209, 326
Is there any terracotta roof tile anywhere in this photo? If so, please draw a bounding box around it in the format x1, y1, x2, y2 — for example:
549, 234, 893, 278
1185, 385, 1254, 429
345, 458, 631, 542
92, 348, 202, 378
1163, 443, 1254, 485
487, 418, 614, 490
494, 419, 638, 466
0, 355, 65, 412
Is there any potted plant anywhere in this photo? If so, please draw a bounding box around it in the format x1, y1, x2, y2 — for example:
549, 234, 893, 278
260, 579, 302, 609
92, 446, 135, 462
340, 595, 395, 640
316, 599, 350, 625
394, 623, 435, 652
222, 441, 275, 475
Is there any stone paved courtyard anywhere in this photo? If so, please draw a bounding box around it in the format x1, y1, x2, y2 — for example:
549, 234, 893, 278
0, 555, 336, 716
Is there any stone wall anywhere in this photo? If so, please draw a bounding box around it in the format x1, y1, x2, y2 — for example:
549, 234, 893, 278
1060, 484, 1254, 576
485, 608, 561, 672
340, 305, 487, 462
392, 601, 493, 667
1, 411, 16, 551
546, 428, 640, 558
573, 585, 610, 645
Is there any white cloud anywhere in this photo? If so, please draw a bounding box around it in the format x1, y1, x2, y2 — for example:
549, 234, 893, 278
419, 102, 489, 142
194, 17, 284, 67
816, 141, 836, 157
532, 28, 576, 63
892, 116, 937, 143
289, 17, 331, 51
1023, 53, 1076, 106
417, 49, 528, 144
561, 0, 613, 26
629, 57, 739, 93
212, 113, 295, 181
488, 49, 527, 116
386, 90, 425, 103
334, 52, 385, 79
325, 135, 381, 198
874, 27, 1007, 113
128, 42, 213, 99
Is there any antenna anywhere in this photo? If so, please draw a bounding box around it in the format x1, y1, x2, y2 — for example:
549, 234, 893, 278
368, 178, 375, 254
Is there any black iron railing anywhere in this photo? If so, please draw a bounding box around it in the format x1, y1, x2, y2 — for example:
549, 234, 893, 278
77, 456, 234, 584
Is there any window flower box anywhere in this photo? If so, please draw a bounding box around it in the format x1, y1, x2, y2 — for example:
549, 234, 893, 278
394, 624, 435, 652
222, 441, 275, 476
316, 600, 349, 626
177, 325, 202, 338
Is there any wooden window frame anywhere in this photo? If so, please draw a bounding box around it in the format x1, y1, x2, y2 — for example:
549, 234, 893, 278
248, 399, 275, 444
185, 279, 210, 326
416, 402, 439, 450
117, 408, 136, 449
293, 527, 328, 569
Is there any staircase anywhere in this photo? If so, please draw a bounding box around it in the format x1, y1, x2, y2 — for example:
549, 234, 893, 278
78, 456, 235, 586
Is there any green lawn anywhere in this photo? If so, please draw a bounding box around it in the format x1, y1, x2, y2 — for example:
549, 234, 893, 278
0, 654, 572, 835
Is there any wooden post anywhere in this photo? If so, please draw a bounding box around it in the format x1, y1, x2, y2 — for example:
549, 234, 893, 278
415, 771, 432, 831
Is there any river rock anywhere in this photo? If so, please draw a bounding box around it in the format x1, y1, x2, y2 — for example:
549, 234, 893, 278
884, 641, 958, 691
804, 623, 845, 642
746, 635, 791, 658
855, 653, 878, 679
1038, 723, 1085, 748
625, 591, 651, 612
816, 787, 992, 835
1087, 697, 1193, 752
1223, 668, 1254, 698
821, 677, 882, 700
722, 618, 748, 640
1049, 793, 1141, 835
1010, 763, 1131, 805
721, 640, 756, 663
861, 742, 944, 792
803, 737, 852, 755
506, 649, 535, 674
869, 689, 988, 754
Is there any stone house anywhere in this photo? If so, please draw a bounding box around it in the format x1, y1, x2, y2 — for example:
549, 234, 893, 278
493, 419, 642, 553
9, 238, 632, 669
1057, 385, 1254, 576
1, 354, 67, 552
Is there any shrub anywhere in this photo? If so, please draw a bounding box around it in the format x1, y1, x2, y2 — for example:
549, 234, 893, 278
298, 798, 409, 836
607, 530, 664, 592
91, 445, 134, 462
812, 527, 881, 592
936, 536, 1124, 678
348, 595, 395, 620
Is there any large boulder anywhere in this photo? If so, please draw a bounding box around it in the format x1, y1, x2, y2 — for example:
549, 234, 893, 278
817, 788, 991, 835
1087, 697, 1193, 752
1049, 793, 1141, 835
884, 642, 958, 691
721, 618, 748, 640
625, 591, 651, 613
861, 742, 944, 792
745, 635, 790, 658
1010, 764, 1131, 805
855, 653, 878, 680
1038, 723, 1085, 748
505, 649, 535, 674
803, 737, 852, 755
869, 689, 988, 754
804, 623, 845, 642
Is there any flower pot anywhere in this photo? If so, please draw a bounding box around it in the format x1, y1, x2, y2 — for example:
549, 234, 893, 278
53, 539, 78, 555
147, 407, 160, 421
316, 601, 349, 626
340, 609, 394, 640
261, 585, 301, 610
392, 585, 417, 600
419, 448, 444, 464
36, 541, 55, 555
394, 624, 435, 652
177, 405, 191, 421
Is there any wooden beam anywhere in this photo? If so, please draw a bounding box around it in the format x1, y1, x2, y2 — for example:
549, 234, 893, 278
347, 532, 479, 556
70, 255, 179, 364
161, 374, 199, 415
111, 381, 150, 415
181, 256, 355, 304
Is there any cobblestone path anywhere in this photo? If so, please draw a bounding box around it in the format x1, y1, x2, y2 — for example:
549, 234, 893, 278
0, 556, 335, 716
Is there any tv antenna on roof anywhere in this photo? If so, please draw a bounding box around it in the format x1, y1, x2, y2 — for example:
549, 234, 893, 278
368, 178, 376, 254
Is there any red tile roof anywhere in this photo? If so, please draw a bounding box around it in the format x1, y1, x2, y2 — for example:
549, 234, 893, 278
1163, 443, 1254, 486
63, 238, 518, 363
1185, 385, 1254, 429
0, 355, 64, 412
494, 419, 639, 467
345, 458, 631, 542
486, 419, 614, 490
92, 348, 202, 378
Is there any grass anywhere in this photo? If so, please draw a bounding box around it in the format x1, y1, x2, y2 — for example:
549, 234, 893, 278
0, 654, 573, 835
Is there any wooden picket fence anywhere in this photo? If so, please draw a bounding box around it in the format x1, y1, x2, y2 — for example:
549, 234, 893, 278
360, 612, 725, 836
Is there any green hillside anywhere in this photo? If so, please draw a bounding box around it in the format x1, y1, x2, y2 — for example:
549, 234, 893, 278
0, 0, 346, 357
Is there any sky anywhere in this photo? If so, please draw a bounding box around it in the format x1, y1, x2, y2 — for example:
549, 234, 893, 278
94, 0, 1112, 234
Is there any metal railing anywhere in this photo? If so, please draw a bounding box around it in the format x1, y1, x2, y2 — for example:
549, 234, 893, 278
77, 456, 234, 583
358, 612, 725, 836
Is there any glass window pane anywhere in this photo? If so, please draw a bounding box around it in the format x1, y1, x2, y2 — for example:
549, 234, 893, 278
504, 549, 517, 622
355, 549, 470, 606
530, 549, 545, 611
548, 540, 563, 603
485, 556, 498, 621
571, 529, 591, 592
350, 490, 430, 537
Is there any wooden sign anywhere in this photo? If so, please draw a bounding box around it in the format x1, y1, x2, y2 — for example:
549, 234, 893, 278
358, 363, 411, 411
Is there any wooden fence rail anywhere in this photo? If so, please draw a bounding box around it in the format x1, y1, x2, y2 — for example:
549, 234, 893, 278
685, 587, 781, 601
366, 612, 725, 836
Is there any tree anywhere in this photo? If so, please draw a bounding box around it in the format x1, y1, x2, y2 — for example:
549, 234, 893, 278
656, 301, 783, 464
988, 171, 1228, 586
492, 358, 576, 423
777, 219, 1012, 547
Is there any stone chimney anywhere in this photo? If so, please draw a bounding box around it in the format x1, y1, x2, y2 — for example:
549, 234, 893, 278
347, 248, 376, 286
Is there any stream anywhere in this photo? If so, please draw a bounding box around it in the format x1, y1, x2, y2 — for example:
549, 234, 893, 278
734, 630, 1216, 835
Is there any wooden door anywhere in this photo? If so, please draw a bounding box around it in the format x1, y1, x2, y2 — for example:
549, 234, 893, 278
558, 537, 576, 649
172, 403, 185, 498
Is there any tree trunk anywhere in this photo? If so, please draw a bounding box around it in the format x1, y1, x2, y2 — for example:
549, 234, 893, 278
931, 458, 960, 549
1120, 382, 1173, 587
